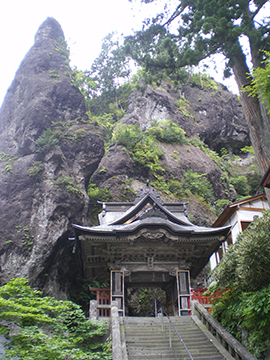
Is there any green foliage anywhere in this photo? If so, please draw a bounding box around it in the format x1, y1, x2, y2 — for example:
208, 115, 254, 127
127, 287, 166, 317
3, 164, 13, 174
54, 176, 83, 196
54, 36, 70, 65
35, 118, 85, 153
148, 120, 187, 144
175, 96, 194, 118
230, 175, 251, 197
154, 171, 214, 205
74, 128, 87, 141
182, 170, 214, 204
112, 123, 165, 175
27, 161, 44, 181
35, 128, 60, 153
213, 210, 270, 291
88, 183, 112, 225
126, 0, 269, 84
241, 145, 255, 155
243, 51, 270, 114
0, 152, 17, 163
0, 278, 111, 360
21, 225, 33, 253
212, 210, 270, 357
215, 198, 231, 214
132, 135, 164, 174
113, 123, 143, 151
49, 69, 60, 78
191, 73, 218, 90
90, 32, 131, 96
0, 152, 17, 174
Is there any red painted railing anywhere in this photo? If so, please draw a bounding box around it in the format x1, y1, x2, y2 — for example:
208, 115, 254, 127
89, 287, 110, 317
191, 288, 224, 313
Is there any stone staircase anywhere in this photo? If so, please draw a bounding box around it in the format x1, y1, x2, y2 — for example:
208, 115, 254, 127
120, 316, 227, 360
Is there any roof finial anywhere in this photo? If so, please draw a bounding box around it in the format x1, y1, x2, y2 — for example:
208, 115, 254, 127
146, 179, 150, 186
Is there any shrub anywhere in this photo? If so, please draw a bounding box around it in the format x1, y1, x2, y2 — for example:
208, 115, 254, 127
88, 183, 112, 224
27, 161, 44, 180
54, 176, 82, 196
230, 175, 251, 197
148, 120, 187, 144
112, 123, 143, 150
182, 170, 214, 204
0, 278, 112, 360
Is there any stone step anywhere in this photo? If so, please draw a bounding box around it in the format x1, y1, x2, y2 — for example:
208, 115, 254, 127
122, 316, 226, 360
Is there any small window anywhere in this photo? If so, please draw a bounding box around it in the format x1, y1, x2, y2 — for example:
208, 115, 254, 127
241, 221, 251, 231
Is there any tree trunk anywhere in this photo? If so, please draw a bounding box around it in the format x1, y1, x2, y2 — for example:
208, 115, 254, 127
232, 50, 270, 176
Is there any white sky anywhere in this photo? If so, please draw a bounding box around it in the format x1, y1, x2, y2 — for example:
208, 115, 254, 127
0, 0, 238, 107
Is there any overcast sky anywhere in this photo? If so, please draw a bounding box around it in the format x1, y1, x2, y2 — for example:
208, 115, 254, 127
0, 0, 238, 107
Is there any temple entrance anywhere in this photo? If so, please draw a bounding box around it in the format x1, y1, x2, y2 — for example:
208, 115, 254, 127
126, 287, 166, 317
110, 269, 191, 316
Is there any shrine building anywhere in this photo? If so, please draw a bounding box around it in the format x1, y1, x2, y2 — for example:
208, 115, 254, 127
73, 184, 230, 316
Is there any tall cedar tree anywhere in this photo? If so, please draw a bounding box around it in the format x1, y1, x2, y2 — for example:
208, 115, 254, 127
125, 0, 270, 185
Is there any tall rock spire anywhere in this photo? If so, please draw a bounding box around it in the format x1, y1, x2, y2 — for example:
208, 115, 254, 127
0, 18, 104, 298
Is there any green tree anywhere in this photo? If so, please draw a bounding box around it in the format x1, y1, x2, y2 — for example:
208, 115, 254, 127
90, 32, 132, 108
126, 0, 270, 185
244, 50, 270, 113
210, 210, 270, 357
0, 278, 111, 360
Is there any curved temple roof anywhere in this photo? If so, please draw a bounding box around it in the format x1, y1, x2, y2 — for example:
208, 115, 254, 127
72, 184, 231, 279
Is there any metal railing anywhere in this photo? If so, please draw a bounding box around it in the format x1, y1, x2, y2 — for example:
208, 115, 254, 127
159, 307, 194, 360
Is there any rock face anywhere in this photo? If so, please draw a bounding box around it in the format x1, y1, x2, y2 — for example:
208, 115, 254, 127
0, 17, 257, 298
0, 18, 104, 298
124, 84, 249, 155
91, 82, 251, 226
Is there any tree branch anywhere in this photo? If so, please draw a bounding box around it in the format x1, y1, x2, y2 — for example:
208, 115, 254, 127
250, 1, 268, 21
162, 3, 182, 27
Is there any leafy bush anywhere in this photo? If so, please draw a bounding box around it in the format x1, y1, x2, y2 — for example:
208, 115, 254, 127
27, 161, 44, 181
0, 278, 112, 360
175, 97, 194, 118
182, 170, 214, 204
230, 175, 251, 197
191, 73, 218, 90
148, 120, 187, 144
88, 183, 112, 225
112, 123, 143, 150
132, 136, 164, 173
212, 210, 270, 358
35, 128, 60, 153
112, 123, 164, 175
35, 119, 85, 154
54, 176, 83, 196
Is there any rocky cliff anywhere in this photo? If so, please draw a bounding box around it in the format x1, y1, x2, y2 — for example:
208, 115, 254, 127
0, 18, 259, 299
0, 18, 104, 298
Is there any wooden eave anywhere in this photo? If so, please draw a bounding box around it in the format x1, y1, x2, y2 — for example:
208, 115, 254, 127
212, 193, 267, 227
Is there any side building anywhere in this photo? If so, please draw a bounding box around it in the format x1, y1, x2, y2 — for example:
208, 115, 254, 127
210, 193, 269, 271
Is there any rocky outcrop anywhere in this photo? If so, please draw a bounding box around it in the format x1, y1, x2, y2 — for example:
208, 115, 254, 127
0, 18, 104, 298
124, 83, 250, 155
91, 82, 250, 226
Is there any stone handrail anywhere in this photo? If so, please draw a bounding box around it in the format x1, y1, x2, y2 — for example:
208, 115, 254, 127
111, 301, 122, 360
90, 300, 122, 359
192, 301, 257, 360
